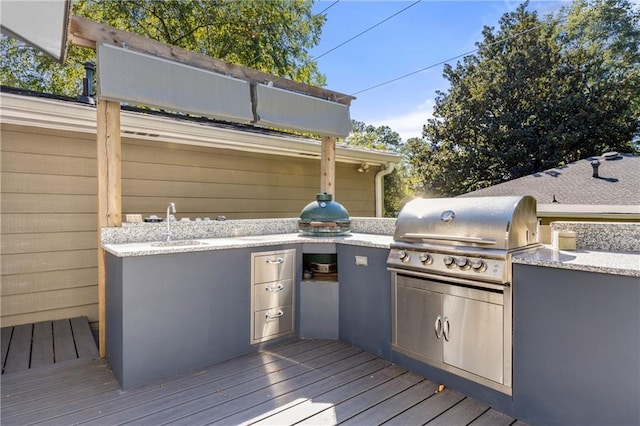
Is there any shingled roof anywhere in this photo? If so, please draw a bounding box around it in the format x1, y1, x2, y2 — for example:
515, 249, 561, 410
461, 152, 640, 206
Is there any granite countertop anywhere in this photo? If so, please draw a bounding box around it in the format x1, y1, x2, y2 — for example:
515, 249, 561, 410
102, 232, 394, 257
512, 246, 640, 277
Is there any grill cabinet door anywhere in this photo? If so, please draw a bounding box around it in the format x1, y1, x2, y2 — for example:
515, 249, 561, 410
442, 294, 503, 383
396, 284, 442, 362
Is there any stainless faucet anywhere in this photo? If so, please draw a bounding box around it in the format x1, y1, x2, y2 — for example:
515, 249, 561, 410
164, 202, 176, 242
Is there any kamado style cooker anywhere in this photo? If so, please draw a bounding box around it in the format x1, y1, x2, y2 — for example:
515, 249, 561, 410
298, 192, 350, 236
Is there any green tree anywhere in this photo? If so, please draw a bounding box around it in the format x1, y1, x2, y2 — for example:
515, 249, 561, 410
343, 120, 409, 216
408, 0, 639, 197
0, 0, 326, 97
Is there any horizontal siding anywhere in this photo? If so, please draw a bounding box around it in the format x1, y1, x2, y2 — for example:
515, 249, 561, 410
1, 268, 97, 296
1, 286, 97, 317
1, 232, 97, 254
1, 125, 376, 328
2, 250, 97, 275
2, 214, 97, 233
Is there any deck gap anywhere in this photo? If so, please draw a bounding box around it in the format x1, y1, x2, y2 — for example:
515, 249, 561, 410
465, 405, 491, 425
2, 327, 15, 373
28, 324, 34, 369
378, 385, 438, 425
68, 319, 80, 359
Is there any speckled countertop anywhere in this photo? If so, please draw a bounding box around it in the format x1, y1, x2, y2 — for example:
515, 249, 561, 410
102, 218, 639, 277
512, 247, 639, 277
102, 232, 393, 257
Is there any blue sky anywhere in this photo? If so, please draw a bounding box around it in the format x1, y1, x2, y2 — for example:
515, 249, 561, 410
309, 0, 570, 141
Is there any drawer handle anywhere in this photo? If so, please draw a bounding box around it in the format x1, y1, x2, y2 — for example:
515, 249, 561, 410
266, 310, 284, 320
266, 258, 284, 264
266, 283, 284, 292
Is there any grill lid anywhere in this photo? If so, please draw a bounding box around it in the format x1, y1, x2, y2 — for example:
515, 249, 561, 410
393, 196, 539, 251
298, 192, 350, 236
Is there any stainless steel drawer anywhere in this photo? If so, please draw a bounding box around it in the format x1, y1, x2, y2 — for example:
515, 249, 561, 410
254, 280, 293, 311
253, 250, 295, 284
253, 305, 293, 341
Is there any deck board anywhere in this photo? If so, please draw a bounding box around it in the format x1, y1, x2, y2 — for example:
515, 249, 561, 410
427, 397, 490, 425
0, 317, 97, 375
30, 321, 54, 368
52, 319, 77, 362
341, 379, 440, 426
0, 334, 523, 426
3, 324, 32, 374
297, 371, 424, 425
384, 387, 467, 425
1, 326, 12, 369
469, 408, 517, 426
70, 316, 99, 358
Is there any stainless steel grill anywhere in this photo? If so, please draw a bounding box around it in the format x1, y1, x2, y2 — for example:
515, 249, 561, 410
387, 195, 541, 395
387, 195, 540, 287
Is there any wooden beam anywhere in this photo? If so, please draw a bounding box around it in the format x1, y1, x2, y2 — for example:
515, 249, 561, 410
321, 136, 336, 197
68, 15, 354, 106
96, 99, 121, 357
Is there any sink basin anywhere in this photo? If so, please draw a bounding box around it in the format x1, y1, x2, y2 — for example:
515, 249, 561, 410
150, 240, 208, 247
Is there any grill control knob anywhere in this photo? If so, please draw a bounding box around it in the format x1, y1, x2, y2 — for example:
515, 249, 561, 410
455, 257, 470, 269
419, 253, 433, 265
470, 259, 487, 272
443, 256, 455, 267
398, 250, 410, 263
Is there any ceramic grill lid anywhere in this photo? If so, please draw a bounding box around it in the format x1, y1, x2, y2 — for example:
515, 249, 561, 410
298, 192, 350, 236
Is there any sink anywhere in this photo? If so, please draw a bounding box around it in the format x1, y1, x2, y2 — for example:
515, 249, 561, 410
150, 240, 208, 247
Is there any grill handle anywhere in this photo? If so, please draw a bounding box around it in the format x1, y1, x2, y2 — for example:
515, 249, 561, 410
401, 233, 497, 245
443, 317, 451, 341
434, 315, 443, 339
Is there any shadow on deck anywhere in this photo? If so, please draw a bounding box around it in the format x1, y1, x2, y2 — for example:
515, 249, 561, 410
1, 321, 525, 425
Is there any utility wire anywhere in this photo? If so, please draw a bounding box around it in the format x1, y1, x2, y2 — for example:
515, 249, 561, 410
317, 0, 340, 15
311, 0, 422, 61
343, 24, 543, 99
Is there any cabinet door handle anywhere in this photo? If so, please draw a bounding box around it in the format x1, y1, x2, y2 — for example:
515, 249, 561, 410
434, 315, 443, 339
265, 310, 284, 320
443, 317, 451, 341
266, 258, 284, 264
266, 283, 284, 292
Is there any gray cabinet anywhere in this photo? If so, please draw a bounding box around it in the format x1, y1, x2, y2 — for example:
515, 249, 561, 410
250, 249, 296, 344
513, 264, 640, 426
337, 245, 391, 359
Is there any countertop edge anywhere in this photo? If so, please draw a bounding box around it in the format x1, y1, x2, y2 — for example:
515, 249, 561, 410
512, 247, 640, 277
102, 233, 393, 257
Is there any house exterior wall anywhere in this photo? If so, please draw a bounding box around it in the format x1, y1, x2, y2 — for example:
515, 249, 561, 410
1, 124, 375, 328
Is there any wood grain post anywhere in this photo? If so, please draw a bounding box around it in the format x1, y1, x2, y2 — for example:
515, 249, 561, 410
97, 99, 121, 357
320, 136, 336, 197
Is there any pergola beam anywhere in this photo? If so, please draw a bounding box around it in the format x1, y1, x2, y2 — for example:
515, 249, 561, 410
68, 15, 354, 106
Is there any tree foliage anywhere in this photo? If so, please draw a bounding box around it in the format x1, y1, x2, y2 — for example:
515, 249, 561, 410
407, 0, 640, 197
0, 0, 326, 97
343, 120, 409, 216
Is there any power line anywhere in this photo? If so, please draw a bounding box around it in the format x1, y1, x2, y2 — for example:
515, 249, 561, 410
311, 0, 422, 62
344, 24, 543, 99
317, 0, 340, 15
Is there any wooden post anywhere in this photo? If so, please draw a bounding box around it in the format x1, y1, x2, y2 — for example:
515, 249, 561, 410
96, 99, 121, 357
320, 136, 336, 196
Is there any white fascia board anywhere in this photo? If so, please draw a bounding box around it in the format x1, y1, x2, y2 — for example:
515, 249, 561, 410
0, 93, 400, 165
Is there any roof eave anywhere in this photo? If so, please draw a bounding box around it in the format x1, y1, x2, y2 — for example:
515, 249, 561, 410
0, 91, 400, 166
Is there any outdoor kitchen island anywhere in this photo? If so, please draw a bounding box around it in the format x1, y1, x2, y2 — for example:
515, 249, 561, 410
102, 219, 639, 426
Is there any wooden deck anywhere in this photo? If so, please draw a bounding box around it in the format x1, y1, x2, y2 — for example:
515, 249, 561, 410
1, 336, 524, 425
1, 317, 98, 375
